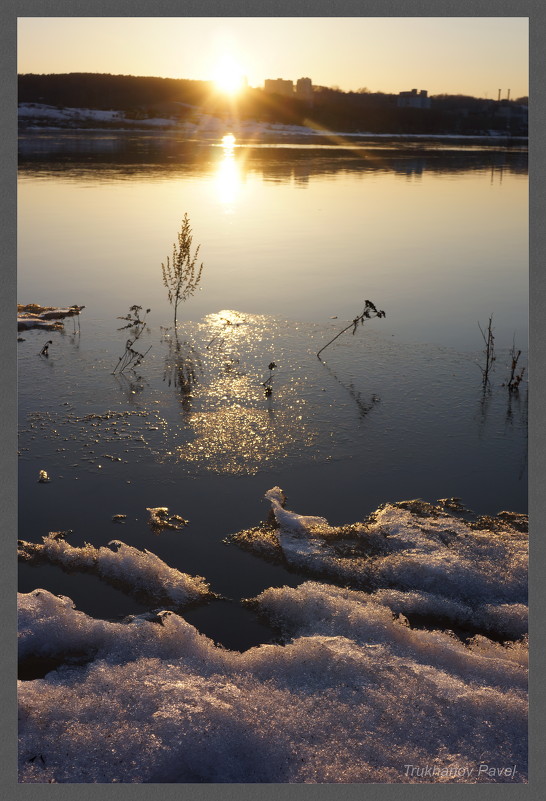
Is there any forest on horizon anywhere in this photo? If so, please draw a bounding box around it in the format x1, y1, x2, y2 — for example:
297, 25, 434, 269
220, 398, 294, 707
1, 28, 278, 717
18, 72, 528, 136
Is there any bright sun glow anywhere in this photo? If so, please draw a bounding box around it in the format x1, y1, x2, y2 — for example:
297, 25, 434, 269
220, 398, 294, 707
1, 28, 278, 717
214, 58, 245, 96
221, 134, 236, 149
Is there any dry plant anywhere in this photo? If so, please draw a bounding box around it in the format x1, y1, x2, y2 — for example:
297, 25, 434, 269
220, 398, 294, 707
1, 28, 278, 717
478, 315, 495, 386
262, 362, 277, 396
161, 213, 204, 328
506, 338, 525, 392
317, 300, 386, 359
112, 305, 151, 374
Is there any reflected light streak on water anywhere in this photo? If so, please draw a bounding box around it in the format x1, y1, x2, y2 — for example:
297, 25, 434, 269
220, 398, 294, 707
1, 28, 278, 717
159, 311, 316, 474
215, 135, 240, 208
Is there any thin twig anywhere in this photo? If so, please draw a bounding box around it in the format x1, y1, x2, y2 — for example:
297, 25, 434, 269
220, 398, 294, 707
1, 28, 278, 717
317, 300, 385, 359
507, 336, 525, 392
477, 315, 495, 386
112, 306, 151, 374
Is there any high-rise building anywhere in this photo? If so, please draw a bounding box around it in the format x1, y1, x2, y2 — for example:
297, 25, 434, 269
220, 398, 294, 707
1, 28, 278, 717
264, 79, 294, 97
397, 89, 431, 109
296, 77, 313, 101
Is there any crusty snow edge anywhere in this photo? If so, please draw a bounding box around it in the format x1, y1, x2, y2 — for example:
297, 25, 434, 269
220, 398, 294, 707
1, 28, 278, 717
18, 534, 214, 609
234, 487, 529, 640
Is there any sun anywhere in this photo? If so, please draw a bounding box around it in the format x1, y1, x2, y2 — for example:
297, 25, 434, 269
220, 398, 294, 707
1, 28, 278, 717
213, 58, 246, 96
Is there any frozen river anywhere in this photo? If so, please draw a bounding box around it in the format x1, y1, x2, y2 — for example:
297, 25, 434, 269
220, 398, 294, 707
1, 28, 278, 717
17, 133, 528, 782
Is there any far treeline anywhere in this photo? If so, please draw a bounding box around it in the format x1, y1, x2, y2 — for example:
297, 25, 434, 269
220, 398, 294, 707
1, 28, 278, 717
18, 73, 529, 136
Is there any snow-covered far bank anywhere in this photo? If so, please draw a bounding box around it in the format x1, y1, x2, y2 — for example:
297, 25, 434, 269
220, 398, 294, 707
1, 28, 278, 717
19, 103, 124, 123
18, 103, 527, 142
18, 495, 527, 783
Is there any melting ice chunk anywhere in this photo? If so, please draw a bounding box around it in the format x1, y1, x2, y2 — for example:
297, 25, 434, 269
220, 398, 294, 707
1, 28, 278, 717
146, 507, 189, 532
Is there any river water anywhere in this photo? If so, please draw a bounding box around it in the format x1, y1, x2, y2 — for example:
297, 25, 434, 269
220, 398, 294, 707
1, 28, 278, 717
18, 132, 528, 649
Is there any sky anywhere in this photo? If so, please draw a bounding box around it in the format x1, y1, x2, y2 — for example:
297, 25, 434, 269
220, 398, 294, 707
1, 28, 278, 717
17, 17, 529, 99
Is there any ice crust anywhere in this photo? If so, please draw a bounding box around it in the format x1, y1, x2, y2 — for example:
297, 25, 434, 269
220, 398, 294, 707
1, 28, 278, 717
18, 590, 218, 665
18, 493, 528, 783
18, 535, 212, 608
17, 317, 63, 330
256, 488, 528, 639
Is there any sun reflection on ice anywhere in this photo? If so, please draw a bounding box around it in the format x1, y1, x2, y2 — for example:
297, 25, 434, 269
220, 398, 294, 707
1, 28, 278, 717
180, 403, 314, 475
169, 311, 316, 474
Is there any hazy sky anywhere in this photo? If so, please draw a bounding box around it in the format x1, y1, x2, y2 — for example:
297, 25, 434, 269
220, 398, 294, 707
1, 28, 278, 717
17, 17, 529, 99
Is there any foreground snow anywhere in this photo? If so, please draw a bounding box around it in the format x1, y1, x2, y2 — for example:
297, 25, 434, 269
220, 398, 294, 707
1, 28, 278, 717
18, 494, 527, 783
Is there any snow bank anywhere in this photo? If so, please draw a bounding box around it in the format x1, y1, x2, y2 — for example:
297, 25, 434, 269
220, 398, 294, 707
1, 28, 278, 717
254, 582, 528, 687
18, 304, 84, 318
17, 318, 63, 331
19, 103, 526, 142
18, 590, 223, 666
368, 588, 527, 641
17, 103, 322, 137
18, 535, 213, 609
18, 583, 527, 783
19, 104, 122, 123
231, 488, 528, 639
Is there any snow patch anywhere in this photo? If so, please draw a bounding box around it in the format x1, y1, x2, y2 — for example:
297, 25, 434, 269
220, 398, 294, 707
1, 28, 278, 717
233, 489, 528, 639
18, 535, 212, 608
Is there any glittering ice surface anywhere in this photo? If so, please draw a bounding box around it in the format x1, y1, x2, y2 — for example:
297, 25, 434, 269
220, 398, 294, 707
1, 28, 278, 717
18, 309, 527, 496
18, 310, 528, 784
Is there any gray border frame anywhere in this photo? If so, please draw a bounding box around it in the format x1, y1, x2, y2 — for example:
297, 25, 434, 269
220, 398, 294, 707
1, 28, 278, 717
3, 1, 543, 798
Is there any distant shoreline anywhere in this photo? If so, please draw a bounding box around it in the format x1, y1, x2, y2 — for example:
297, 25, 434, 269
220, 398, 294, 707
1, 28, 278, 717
18, 103, 528, 147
